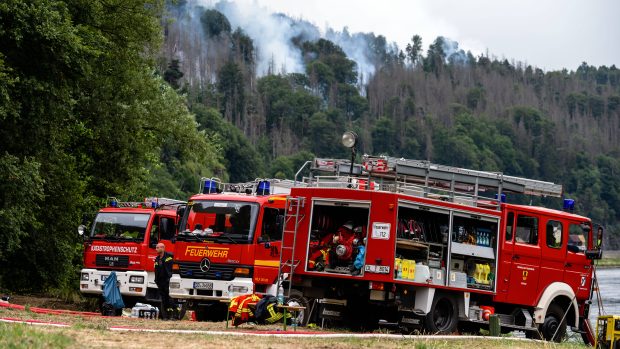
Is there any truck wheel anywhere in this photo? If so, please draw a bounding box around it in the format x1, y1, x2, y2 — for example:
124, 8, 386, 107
286, 289, 310, 326
194, 304, 225, 322
194, 306, 208, 322
424, 295, 458, 334
540, 303, 566, 342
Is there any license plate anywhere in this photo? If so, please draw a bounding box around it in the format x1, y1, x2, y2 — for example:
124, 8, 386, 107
193, 282, 213, 290
364, 265, 390, 274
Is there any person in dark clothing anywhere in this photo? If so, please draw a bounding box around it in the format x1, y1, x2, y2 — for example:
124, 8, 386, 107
154, 243, 175, 320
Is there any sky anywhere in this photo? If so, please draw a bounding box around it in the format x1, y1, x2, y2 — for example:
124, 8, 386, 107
227, 0, 619, 71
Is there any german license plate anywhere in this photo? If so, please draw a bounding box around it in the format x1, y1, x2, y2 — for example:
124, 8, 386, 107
193, 282, 213, 290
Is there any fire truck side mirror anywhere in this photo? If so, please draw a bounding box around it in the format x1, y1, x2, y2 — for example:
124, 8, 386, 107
176, 205, 186, 219
585, 224, 604, 260
77, 224, 86, 236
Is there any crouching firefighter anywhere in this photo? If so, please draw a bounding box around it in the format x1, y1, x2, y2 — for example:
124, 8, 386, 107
154, 243, 176, 320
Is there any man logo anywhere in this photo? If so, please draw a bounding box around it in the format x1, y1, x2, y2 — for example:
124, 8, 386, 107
522, 270, 528, 281
581, 276, 587, 287
200, 258, 211, 273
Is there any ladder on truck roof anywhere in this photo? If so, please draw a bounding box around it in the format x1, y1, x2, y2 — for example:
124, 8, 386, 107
275, 196, 305, 302
307, 155, 563, 208
380, 156, 563, 197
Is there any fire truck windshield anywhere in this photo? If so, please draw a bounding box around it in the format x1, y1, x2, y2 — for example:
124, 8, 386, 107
90, 212, 150, 242
179, 200, 259, 244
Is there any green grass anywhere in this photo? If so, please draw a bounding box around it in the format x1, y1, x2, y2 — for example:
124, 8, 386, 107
596, 257, 620, 267
0, 323, 74, 349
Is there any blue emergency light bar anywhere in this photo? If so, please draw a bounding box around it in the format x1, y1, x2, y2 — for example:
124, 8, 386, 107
203, 179, 218, 194
494, 193, 507, 203
110, 199, 118, 208
563, 199, 575, 211
257, 181, 270, 195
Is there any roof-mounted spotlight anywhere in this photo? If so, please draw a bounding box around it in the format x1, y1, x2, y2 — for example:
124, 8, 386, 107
342, 131, 359, 179
341, 131, 358, 149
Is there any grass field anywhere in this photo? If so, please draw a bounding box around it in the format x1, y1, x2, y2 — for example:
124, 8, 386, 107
597, 258, 620, 267
0, 306, 590, 349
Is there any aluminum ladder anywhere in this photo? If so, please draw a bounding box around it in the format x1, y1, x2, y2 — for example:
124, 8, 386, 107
275, 196, 305, 301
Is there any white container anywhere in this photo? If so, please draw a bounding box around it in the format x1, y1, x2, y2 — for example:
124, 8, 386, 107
413, 264, 430, 283
131, 303, 159, 319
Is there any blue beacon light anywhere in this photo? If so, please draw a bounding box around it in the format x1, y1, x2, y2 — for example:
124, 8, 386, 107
203, 180, 218, 194
257, 181, 270, 195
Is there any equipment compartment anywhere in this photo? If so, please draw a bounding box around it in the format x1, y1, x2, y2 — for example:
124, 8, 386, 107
449, 212, 499, 291
305, 201, 370, 276
394, 203, 449, 283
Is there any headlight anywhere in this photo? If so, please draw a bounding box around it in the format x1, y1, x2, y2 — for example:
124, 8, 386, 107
228, 285, 249, 294
169, 282, 180, 289
81, 273, 89, 281
129, 276, 145, 284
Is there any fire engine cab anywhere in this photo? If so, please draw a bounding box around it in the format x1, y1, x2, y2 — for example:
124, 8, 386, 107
79, 197, 185, 305
274, 154, 602, 343
169, 179, 294, 321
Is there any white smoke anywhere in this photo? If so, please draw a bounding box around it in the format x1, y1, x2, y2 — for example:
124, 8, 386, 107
195, 0, 389, 78
441, 37, 469, 65
325, 27, 375, 77
209, 1, 310, 75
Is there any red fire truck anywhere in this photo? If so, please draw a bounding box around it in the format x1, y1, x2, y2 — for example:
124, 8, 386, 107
79, 197, 185, 306
169, 179, 295, 321
272, 154, 603, 343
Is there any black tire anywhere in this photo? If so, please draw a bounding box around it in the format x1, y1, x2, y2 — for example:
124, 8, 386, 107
194, 306, 209, 322
285, 289, 311, 326
194, 303, 226, 322
539, 303, 567, 342
424, 295, 458, 334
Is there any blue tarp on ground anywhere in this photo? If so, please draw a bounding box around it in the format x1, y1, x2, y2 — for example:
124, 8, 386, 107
102, 271, 125, 309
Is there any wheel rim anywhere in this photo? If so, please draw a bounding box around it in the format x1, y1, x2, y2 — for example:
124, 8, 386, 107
543, 315, 561, 340
433, 299, 453, 331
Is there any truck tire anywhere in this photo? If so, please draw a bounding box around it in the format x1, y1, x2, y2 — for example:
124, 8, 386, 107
424, 295, 458, 334
194, 303, 226, 322
194, 306, 208, 322
286, 289, 310, 326
540, 303, 567, 342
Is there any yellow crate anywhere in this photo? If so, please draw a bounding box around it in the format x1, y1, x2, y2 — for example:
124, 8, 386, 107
595, 315, 620, 348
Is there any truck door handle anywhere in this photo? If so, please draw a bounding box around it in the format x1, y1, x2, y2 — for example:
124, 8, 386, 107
565, 263, 572, 268
512, 255, 520, 260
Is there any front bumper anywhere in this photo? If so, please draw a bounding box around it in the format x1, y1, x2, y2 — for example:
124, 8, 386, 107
169, 274, 253, 301
79, 269, 149, 297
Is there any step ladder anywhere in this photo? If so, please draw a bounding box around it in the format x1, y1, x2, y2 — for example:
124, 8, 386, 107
275, 196, 306, 301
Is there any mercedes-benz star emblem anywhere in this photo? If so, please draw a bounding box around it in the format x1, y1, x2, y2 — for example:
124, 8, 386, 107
199, 258, 211, 273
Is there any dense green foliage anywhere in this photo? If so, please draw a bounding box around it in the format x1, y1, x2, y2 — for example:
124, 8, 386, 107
0, 0, 221, 291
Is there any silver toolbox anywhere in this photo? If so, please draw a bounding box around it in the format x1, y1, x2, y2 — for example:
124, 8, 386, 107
430, 267, 445, 285
449, 271, 468, 288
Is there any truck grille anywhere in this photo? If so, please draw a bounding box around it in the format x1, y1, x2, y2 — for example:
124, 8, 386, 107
176, 262, 249, 281
95, 254, 129, 268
